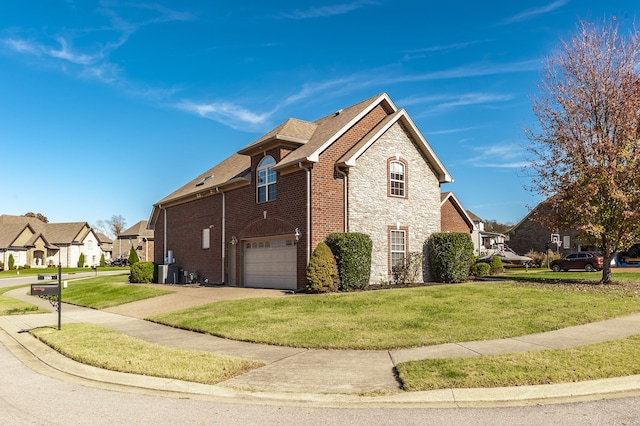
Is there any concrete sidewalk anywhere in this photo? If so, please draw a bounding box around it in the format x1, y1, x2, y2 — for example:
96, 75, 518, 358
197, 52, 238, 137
2, 284, 640, 406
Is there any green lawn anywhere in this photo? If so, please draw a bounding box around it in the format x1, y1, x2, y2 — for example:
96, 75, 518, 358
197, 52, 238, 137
397, 335, 640, 391
149, 280, 640, 350
5, 272, 640, 390
504, 268, 640, 282
61, 274, 172, 309
31, 323, 264, 385
0, 266, 127, 279
0, 285, 49, 315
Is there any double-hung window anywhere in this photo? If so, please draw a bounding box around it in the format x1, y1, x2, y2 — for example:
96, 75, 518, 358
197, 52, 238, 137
257, 156, 277, 202
390, 229, 406, 269
389, 160, 406, 197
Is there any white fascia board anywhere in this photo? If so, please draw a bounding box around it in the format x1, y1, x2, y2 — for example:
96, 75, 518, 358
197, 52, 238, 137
307, 93, 397, 163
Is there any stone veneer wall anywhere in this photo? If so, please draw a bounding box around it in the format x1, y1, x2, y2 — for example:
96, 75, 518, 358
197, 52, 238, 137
348, 122, 441, 283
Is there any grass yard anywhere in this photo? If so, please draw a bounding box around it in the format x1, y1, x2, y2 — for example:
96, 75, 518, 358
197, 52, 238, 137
149, 281, 640, 350
61, 274, 172, 309
30, 323, 264, 385
0, 267, 127, 279
505, 268, 640, 282
397, 335, 640, 391
0, 285, 49, 315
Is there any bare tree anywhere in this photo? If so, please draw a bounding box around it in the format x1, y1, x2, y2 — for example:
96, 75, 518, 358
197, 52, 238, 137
106, 215, 127, 238
24, 212, 49, 223
526, 18, 640, 283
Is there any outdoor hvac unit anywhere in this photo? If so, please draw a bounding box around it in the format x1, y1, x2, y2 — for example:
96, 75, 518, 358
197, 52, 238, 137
158, 265, 168, 284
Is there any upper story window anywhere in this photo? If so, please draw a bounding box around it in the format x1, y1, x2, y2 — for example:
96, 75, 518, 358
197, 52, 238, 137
257, 156, 277, 203
389, 159, 406, 197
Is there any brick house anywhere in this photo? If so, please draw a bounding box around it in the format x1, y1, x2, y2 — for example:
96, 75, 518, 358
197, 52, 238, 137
114, 220, 154, 262
506, 200, 585, 256
440, 192, 473, 234
149, 93, 452, 290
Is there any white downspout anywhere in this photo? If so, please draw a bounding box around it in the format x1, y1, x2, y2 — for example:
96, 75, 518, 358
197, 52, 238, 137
163, 207, 167, 264
221, 190, 226, 284
299, 162, 312, 264
335, 167, 349, 232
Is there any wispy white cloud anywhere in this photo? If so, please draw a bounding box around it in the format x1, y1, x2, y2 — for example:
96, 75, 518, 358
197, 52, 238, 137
48, 36, 102, 65
501, 0, 569, 25
466, 144, 528, 168
175, 100, 273, 131
389, 59, 541, 84
399, 92, 514, 114
426, 126, 480, 136
282, 78, 356, 106
278, 1, 376, 19
402, 40, 488, 55
1, 3, 193, 86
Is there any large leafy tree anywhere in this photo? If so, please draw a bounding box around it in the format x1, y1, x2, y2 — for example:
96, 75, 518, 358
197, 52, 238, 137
527, 19, 640, 283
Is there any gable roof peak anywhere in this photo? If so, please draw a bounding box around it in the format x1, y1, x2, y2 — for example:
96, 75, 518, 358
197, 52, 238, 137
238, 118, 317, 156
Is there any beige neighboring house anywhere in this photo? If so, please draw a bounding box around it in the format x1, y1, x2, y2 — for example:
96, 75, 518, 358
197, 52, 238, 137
96, 233, 113, 262
0, 215, 104, 268
466, 210, 505, 256
114, 220, 154, 262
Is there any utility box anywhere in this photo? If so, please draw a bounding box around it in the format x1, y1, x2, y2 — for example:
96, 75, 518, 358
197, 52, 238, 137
167, 265, 180, 284
158, 265, 168, 284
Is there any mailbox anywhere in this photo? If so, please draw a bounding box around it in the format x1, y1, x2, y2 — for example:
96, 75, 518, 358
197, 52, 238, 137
31, 284, 59, 297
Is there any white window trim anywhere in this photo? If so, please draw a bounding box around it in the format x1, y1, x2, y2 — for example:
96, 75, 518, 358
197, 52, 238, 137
257, 156, 277, 203
390, 229, 406, 268
202, 228, 210, 249
389, 160, 406, 197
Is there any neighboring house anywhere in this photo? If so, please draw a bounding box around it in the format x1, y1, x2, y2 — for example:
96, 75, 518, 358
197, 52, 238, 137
506, 200, 587, 256
0, 215, 104, 268
114, 221, 154, 262
149, 93, 453, 290
96, 233, 113, 262
440, 192, 473, 234
466, 210, 506, 255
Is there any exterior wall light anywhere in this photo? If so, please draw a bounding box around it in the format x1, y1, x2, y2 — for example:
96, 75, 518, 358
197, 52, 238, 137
294, 228, 302, 241
231, 236, 238, 245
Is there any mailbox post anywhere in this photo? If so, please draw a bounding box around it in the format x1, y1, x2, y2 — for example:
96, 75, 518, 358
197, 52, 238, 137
31, 263, 62, 330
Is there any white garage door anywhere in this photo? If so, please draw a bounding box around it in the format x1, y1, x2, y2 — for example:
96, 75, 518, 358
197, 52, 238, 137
244, 238, 297, 290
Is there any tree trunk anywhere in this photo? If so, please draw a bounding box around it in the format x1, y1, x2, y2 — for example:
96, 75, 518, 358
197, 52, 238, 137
601, 254, 615, 284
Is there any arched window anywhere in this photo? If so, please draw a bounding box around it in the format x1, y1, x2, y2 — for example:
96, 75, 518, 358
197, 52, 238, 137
257, 156, 277, 202
389, 160, 406, 197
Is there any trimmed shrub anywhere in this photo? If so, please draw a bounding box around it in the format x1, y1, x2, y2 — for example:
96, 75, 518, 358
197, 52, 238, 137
428, 233, 474, 283
77, 253, 85, 268
128, 246, 140, 266
99, 253, 106, 267
130, 261, 155, 283
489, 255, 504, 275
8, 254, 14, 270
306, 242, 338, 293
325, 232, 372, 291
392, 251, 424, 284
471, 262, 491, 277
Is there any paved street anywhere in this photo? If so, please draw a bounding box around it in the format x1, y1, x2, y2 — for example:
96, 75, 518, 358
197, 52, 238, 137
2, 274, 640, 424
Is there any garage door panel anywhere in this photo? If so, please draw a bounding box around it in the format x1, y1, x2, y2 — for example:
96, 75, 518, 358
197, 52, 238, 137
244, 239, 297, 290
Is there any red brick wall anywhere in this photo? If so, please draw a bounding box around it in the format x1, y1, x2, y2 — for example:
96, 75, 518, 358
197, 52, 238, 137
154, 195, 223, 282
441, 198, 472, 233
154, 104, 390, 290
311, 104, 389, 248
155, 146, 309, 288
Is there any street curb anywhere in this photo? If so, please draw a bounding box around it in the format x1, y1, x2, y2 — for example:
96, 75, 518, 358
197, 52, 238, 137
2, 316, 640, 408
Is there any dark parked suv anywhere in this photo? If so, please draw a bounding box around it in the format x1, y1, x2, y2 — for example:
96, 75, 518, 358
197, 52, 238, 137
549, 252, 604, 272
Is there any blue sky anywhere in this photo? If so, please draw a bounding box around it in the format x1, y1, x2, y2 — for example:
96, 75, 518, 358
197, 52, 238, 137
1, 1, 638, 233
